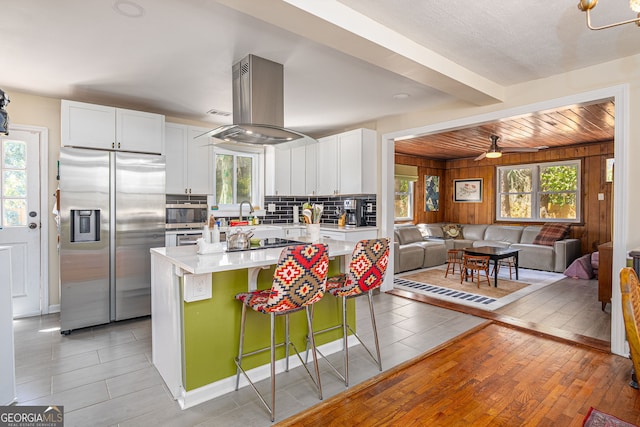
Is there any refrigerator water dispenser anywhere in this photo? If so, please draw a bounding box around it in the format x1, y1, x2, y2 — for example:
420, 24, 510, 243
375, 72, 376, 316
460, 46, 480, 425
71, 209, 100, 242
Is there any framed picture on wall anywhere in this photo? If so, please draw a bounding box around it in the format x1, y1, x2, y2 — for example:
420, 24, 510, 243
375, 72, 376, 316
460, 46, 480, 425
454, 178, 482, 202
425, 175, 440, 211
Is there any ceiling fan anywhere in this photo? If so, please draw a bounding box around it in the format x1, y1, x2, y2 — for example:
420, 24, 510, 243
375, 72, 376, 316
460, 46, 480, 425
474, 134, 548, 161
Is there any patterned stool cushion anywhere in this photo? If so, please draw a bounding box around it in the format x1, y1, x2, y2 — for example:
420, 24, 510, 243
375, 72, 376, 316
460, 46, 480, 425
235, 243, 329, 314
327, 238, 390, 298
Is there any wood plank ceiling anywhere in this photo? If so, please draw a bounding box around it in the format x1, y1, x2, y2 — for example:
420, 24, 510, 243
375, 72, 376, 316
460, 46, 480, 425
394, 100, 615, 160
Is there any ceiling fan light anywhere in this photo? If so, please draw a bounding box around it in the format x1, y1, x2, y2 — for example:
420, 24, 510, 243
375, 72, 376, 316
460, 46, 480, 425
485, 151, 502, 159
631, 0, 640, 13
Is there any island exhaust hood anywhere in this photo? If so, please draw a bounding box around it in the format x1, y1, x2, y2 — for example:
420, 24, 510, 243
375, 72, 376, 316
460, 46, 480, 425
207, 54, 315, 145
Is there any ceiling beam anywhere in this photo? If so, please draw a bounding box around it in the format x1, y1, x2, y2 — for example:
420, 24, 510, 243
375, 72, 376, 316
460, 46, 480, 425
215, 0, 505, 106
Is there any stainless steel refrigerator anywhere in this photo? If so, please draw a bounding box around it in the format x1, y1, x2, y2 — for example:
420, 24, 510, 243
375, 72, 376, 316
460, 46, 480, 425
59, 148, 165, 334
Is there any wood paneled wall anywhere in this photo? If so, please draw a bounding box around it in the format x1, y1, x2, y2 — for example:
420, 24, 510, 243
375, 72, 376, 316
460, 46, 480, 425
396, 141, 614, 256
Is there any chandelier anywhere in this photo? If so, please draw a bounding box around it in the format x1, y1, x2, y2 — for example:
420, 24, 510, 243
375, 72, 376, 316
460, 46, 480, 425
578, 0, 640, 30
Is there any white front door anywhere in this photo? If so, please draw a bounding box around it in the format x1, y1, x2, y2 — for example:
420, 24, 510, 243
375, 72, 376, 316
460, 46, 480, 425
0, 129, 42, 318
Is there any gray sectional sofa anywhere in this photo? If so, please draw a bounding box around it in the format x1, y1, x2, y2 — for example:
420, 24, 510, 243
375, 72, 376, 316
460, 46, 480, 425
394, 223, 581, 274
393, 226, 447, 273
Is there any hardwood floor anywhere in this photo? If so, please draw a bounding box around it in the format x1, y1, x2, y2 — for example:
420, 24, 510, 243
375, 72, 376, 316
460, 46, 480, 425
278, 323, 640, 427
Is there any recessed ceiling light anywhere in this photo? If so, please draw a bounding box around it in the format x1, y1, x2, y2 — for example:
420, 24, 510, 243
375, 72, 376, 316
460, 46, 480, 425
113, 0, 145, 18
393, 93, 410, 100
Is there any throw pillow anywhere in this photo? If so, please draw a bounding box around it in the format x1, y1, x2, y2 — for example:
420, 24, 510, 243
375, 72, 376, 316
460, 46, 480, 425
532, 223, 570, 246
442, 224, 463, 240
563, 254, 594, 279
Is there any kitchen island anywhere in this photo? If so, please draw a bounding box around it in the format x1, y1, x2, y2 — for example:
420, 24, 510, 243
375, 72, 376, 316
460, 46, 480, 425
150, 238, 359, 409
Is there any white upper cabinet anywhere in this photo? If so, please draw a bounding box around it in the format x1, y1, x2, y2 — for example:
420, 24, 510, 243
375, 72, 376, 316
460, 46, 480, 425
317, 128, 377, 195
61, 101, 115, 150
165, 123, 212, 195
290, 145, 307, 195
266, 128, 375, 196
61, 100, 164, 154
273, 146, 291, 196
116, 108, 164, 154
187, 127, 213, 195
316, 135, 339, 195
165, 124, 186, 194
304, 143, 318, 195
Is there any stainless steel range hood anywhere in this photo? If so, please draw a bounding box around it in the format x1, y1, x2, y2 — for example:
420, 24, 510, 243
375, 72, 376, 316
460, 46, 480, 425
207, 55, 315, 145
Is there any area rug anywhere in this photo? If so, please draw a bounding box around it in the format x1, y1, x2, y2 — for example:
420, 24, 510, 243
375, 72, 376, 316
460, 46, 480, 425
394, 265, 563, 310
583, 407, 638, 427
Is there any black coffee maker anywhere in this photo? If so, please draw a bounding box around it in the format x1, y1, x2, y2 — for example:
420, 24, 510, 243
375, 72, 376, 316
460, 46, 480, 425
344, 198, 365, 227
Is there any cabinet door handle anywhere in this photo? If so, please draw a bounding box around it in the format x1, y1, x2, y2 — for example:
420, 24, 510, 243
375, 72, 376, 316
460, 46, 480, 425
184, 189, 188, 194
112, 142, 115, 149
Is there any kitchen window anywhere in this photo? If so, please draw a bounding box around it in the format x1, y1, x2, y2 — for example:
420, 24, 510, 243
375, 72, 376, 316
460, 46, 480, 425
496, 160, 580, 222
212, 146, 262, 208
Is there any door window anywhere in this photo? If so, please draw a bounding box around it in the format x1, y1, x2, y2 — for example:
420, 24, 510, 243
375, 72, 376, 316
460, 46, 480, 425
1, 139, 28, 227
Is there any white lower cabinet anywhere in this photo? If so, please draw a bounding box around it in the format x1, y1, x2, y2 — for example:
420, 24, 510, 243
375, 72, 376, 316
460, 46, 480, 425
284, 226, 306, 238
0, 247, 16, 405
319, 228, 378, 241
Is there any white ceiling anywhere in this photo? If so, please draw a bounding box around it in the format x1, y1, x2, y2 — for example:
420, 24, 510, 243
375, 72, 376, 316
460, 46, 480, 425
2, 0, 639, 136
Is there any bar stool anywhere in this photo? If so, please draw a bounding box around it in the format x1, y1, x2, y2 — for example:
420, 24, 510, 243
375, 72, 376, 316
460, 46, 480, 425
234, 243, 329, 422
461, 254, 491, 287
445, 249, 463, 277
307, 238, 390, 387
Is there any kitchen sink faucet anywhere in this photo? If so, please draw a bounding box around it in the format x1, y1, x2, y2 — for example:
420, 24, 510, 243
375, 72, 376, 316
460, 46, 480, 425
239, 200, 254, 221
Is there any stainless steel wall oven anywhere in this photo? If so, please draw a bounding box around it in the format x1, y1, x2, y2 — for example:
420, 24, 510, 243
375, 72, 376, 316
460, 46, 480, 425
165, 204, 207, 230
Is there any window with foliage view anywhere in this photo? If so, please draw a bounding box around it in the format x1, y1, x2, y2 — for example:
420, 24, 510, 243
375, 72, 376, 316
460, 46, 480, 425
496, 160, 580, 222
214, 147, 258, 206
394, 177, 414, 221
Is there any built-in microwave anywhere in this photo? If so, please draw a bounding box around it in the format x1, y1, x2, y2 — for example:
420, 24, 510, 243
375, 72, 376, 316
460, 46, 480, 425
165, 203, 207, 229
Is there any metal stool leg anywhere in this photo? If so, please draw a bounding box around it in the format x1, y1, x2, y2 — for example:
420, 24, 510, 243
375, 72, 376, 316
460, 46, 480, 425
270, 313, 276, 422
367, 290, 382, 372
285, 314, 290, 372
305, 305, 323, 399
235, 304, 247, 391
342, 295, 349, 387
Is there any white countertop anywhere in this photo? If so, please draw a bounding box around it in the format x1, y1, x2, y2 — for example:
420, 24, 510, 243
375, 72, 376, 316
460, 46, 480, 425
165, 224, 378, 236
316, 224, 378, 233
151, 237, 355, 275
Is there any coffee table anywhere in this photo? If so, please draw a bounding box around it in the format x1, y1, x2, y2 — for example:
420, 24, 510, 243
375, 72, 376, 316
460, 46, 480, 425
462, 246, 520, 287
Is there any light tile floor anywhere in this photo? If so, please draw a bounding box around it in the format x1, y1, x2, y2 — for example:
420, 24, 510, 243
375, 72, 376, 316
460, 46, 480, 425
13, 293, 486, 426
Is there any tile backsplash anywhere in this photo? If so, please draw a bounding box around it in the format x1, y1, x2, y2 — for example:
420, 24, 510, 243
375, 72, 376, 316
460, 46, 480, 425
262, 194, 376, 226
164, 194, 377, 226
